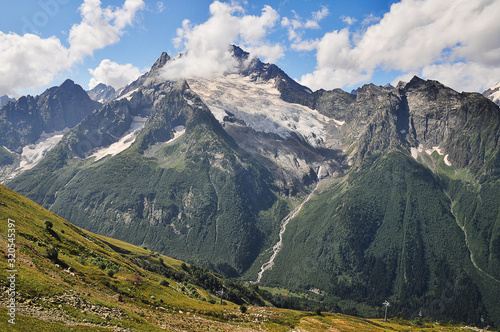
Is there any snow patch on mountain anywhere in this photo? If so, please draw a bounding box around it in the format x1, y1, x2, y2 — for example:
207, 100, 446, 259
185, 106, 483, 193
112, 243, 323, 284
187, 75, 333, 148
425, 146, 444, 156
166, 125, 186, 144
411, 145, 422, 160
116, 88, 139, 101
483, 82, 500, 105
411, 145, 452, 166
19, 129, 69, 171
90, 116, 147, 161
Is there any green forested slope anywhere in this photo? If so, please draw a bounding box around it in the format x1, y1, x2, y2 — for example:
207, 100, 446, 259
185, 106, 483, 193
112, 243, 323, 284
258, 151, 499, 325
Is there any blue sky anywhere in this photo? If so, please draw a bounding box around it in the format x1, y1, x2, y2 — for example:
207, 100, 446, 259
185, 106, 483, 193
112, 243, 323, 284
1, 0, 499, 97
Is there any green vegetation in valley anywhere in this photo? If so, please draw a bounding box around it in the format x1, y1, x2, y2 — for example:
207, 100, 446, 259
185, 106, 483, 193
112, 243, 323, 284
258, 151, 498, 327
1, 184, 489, 331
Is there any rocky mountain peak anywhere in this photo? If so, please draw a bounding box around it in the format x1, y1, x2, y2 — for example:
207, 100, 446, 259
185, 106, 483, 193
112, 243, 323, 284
229, 45, 251, 61
0, 95, 16, 108
0, 80, 100, 154
59, 78, 76, 88
87, 83, 116, 104
402, 76, 459, 98
150, 52, 171, 72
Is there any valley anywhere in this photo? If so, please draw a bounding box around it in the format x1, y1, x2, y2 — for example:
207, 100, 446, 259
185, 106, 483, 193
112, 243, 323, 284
1, 46, 500, 328
0, 183, 483, 331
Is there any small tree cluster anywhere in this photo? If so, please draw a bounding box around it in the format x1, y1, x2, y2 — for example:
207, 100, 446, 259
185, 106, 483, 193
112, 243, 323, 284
44, 220, 53, 230
46, 245, 58, 261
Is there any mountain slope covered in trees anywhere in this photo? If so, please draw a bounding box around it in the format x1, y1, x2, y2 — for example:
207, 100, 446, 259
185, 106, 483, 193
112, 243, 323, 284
3, 46, 500, 326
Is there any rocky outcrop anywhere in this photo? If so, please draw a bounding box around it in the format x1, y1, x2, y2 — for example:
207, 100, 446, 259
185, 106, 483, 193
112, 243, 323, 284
0, 287, 128, 330
87, 83, 116, 104
0, 80, 101, 153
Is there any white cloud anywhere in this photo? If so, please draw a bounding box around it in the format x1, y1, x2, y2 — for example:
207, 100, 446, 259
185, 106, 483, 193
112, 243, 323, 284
0, 0, 144, 96
360, 14, 380, 27
316, 29, 353, 69
298, 0, 500, 92
312, 6, 329, 22
160, 1, 282, 80
240, 5, 279, 44
420, 62, 500, 93
341, 16, 357, 25
0, 32, 71, 96
291, 39, 320, 52
282, 6, 329, 52
305, 6, 329, 29
245, 44, 284, 63
301, 68, 371, 91
156, 2, 166, 13
89, 59, 143, 89
69, 0, 145, 61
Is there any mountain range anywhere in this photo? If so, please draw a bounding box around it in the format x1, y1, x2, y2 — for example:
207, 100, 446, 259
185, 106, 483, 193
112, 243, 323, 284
1, 46, 500, 327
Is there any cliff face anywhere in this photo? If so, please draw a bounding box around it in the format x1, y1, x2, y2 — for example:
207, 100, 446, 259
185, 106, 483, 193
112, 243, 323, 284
0, 79, 100, 153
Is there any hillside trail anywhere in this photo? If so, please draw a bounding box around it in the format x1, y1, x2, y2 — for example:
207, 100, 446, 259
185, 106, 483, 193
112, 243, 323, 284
256, 174, 322, 283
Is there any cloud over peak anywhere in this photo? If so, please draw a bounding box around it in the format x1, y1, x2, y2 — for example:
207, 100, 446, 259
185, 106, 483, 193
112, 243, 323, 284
89, 59, 143, 90
160, 1, 282, 81
299, 0, 500, 92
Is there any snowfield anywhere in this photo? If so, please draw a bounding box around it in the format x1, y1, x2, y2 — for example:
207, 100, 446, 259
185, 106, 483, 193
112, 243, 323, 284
90, 116, 148, 161
411, 144, 452, 166
486, 82, 500, 104
19, 128, 69, 171
187, 75, 334, 148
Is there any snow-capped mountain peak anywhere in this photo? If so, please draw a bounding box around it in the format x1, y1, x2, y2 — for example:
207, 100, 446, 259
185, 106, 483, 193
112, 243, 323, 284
483, 81, 500, 106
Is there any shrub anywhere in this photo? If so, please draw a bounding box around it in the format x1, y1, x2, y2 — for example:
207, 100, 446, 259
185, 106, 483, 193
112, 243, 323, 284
412, 317, 423, 326
314, 307, 322, 316
46, 245, 58, 261
44, 220, 53, 230
105, 269, 116, 277
240, 305, 247, 314
159, 279, 169, 287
